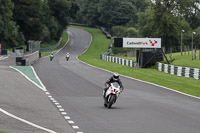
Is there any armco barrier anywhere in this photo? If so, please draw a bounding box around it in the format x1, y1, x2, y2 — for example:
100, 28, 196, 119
157, 62, 200, 79
40, 38, 62, 52
101, 54, 139, 68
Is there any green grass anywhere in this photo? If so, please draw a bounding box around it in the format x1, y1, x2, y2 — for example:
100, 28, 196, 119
117, 56, 136, 61
71, 25, 200, 98
40, 40, 58, 48
41, 31, 68, 57
165, 51, 200, 68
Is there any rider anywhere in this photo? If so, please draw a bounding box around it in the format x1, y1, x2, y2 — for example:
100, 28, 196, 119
104, 73, 124, 96
66, 52, 70, 60
49, 52, 54, 61
66, 52, 70, 57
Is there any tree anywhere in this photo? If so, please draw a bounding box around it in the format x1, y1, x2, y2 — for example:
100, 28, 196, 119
193, 26, 200, 47
111, 26, 126, 37
138, 0, 190, 47
178, 0, 200, 29
0, 0, 24, 48
12, 0, 48, 42
48, 0, 79, 37
137, 7, 155, 38
126, 27, 138, 37
100, 0, 136, 30
74, 0, 101, 26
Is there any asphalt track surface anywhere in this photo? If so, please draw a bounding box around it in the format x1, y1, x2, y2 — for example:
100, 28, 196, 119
34, 27, 200, 133
0, 55, 74, 132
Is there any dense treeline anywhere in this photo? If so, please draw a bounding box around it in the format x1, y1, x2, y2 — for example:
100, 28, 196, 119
0, 0, 79, 48
74, 0, 200, 47
1, 0, 200, 49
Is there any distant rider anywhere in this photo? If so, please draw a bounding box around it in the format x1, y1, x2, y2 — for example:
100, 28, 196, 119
66, 52, 70, 61
49, 52, 54, 61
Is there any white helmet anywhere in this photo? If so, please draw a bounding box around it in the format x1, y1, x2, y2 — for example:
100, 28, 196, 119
113, 73, 119, 81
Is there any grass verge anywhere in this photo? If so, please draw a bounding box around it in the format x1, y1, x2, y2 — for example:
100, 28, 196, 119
165, 52, 200, 68
71, 25, 200, 98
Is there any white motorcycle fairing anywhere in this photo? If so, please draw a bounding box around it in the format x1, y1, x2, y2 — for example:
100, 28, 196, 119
104, 82, 121, 108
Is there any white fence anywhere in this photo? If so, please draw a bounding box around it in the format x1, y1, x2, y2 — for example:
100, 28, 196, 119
101, 54, 139, 68
157, 62, 200, 80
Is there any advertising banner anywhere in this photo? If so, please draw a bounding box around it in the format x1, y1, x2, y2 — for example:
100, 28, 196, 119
123, 38, 161, 48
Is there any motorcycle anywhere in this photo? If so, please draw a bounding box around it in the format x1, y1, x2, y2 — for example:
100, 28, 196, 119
103, 82, 121, 109
49, 54, 54, 61
66, 54, 70, 61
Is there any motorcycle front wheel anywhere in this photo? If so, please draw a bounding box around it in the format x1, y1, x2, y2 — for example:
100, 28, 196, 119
107, 95, 116, 109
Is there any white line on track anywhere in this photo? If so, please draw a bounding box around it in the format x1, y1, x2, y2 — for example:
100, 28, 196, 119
72, 126, 79, 129
52, 100, 57, 103
0, 55, 9, 61
59, 109, 65, 111
50, 98, 55, 100
31, 66, 47, 91
64, 116, 71, 120
0, 108, 57, 133
61, 112, 67, 115
68, 120, 74, 124
5, 30, 84, 133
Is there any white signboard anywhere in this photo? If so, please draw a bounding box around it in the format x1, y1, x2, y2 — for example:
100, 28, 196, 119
123, 38, 161, 48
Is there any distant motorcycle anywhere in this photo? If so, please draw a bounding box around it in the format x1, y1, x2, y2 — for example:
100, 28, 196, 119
49, 54, 54, 61
103, 82, 121, 109
66, 54, 70, 61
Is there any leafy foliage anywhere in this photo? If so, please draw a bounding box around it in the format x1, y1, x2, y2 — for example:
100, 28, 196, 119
75, 0, 145, 30
138, 0, 191, 47
0, 0, 25, 48
0, 0, 79, 48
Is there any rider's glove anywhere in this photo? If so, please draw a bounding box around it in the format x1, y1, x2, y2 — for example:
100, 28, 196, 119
105, 83, 109, 88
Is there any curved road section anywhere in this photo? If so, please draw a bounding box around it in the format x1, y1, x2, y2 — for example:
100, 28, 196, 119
34, 27, 200, 133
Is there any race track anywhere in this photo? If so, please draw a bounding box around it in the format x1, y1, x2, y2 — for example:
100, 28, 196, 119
34, 27, 200, 133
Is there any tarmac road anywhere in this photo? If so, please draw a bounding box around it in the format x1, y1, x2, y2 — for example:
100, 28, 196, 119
0, 52, 74, 132
34, 27, 200, 133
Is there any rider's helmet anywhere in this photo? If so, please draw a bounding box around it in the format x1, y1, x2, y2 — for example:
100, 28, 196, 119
113, 73, 119, 81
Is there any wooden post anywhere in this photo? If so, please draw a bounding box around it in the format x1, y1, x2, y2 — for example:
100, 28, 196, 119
199, 48, 200, 60
162, 47, 165, 54
188, 46, 190, 55
170, 47, 172, 57
184, 46, 186, 55
181, 46, 182, 55
195, 46, 197, 60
